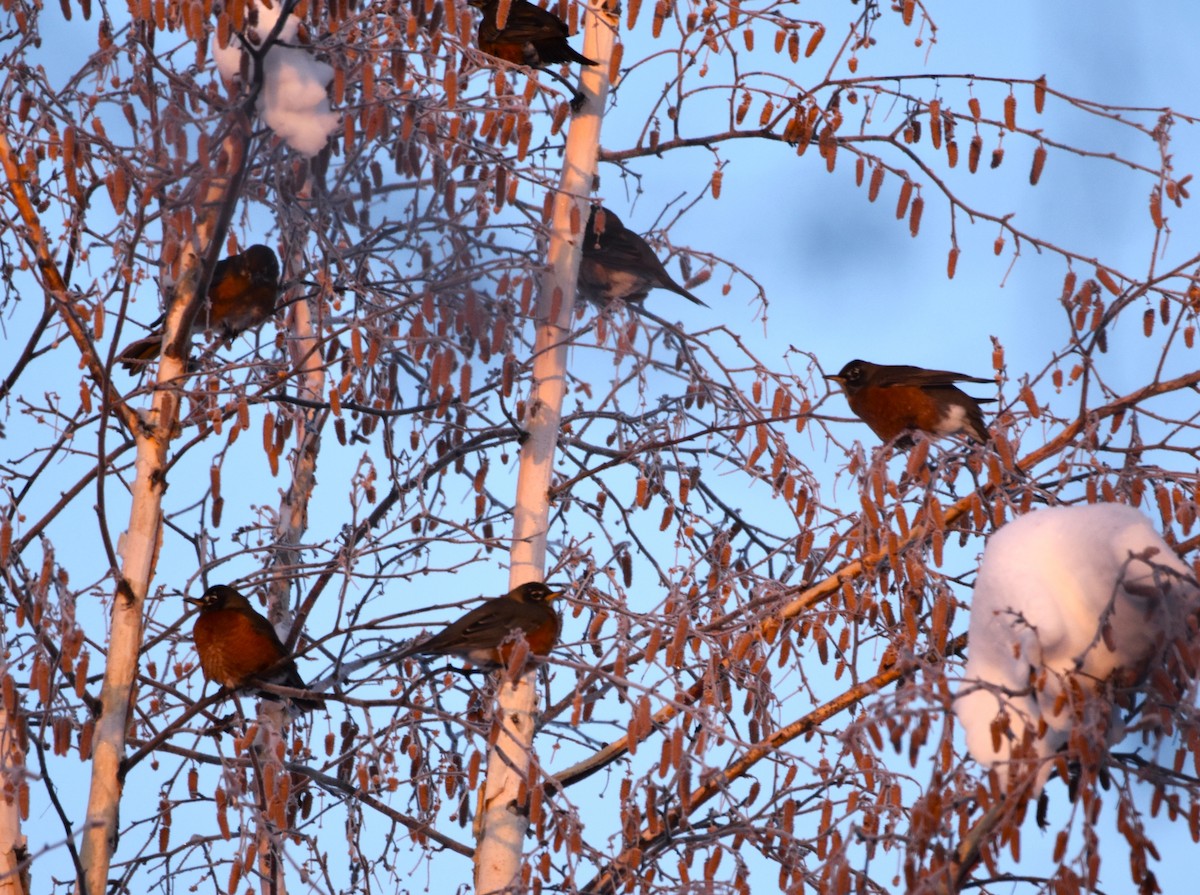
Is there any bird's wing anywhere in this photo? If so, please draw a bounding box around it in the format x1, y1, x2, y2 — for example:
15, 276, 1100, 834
600, 231, 706, 305
402, 603, 509, 654
208, 254, 235, 291
923, 385, 998, 405
245, 612, 293, 657
879, 365, 993, 387
504, 3, 570, 40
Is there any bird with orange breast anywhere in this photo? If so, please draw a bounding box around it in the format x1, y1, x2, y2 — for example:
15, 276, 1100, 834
117, 244, 280, 372
391, 582, 564, 670
468, 0, 596, 108
186, 584, 322, 712
468, 0, 596, 69
824, 358, 994, 447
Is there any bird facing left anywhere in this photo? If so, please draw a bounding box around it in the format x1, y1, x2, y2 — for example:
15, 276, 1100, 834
824, 358, 994, 446
186, 583, 322, 712
117, 244, 281, 372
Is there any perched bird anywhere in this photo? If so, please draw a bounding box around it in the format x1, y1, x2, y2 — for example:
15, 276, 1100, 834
392, 582, 563, 669
468, 0, 597, 69
117, 244, 281, 372
186, 584, 322, 712
824, 358, 994, 445
578, 206, 707, 308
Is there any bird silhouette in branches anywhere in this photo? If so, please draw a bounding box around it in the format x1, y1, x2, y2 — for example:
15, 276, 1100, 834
117, 244, 280, 372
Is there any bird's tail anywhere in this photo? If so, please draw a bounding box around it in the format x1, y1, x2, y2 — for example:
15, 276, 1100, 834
671, 284, 708, 307
116, 332, 164, 372
566, 47, 599, 66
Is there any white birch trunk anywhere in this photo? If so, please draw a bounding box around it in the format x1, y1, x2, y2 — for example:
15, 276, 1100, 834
255, 235, 325, 895
77, 123, 250, 890
474, 10, 614, 893
77, 287, 187, 895
0, 700, 28, 895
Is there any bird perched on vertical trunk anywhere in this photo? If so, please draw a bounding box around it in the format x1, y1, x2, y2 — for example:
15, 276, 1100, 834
391, 582, 564, 669
578, 206, 708, 308
117, 244, 281, 372
468, 0, 597, 69
824, 359, 994, 446
186, 584, 322, 712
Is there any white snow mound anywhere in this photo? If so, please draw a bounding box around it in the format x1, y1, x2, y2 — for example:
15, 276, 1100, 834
955, 503, 1198, 788
213, 2, 340, 157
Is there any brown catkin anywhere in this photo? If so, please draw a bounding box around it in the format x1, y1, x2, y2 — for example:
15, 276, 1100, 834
908, 197, 923, 236
805, 25, 824, 57
968, 135, 982, 172
1030, 146, 1046, 185
868, 165, 884, 202
1096, 266, 1121, 295
895, 180, 912, 219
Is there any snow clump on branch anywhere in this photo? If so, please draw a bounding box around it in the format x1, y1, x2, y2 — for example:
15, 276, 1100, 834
213, 2, 340, 157
955, 503, 1200, 791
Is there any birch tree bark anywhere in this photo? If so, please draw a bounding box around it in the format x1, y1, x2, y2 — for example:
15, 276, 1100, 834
252, 219, 326, 895
73, 122, 255, 894
0, 699, 28, 895
474, 7, 617, 891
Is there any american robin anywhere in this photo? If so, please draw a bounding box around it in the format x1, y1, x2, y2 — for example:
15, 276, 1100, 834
117, 244, 281, 372
186, 584, 322, 711
392, 582, 563, 669
824, 359, 994, 445
579, 206, 707, 308
468, 0, 597, 69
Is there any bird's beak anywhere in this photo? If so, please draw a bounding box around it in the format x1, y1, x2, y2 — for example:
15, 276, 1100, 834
823, 373, 845, 385
183, 596, 203, 607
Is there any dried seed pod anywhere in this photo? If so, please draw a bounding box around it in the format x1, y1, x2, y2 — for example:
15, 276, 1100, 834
868, 165, 884, 202
1149, 190, 1164, 229
895, 180, 912, 219
968, 135, 982, 173
805, 25, 823, 57
928, 99, 942, 149
1030, 145, 1046, 185
1095, 266, 1121, 296
908, 196, 923, 237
